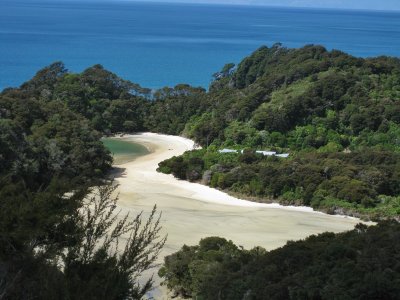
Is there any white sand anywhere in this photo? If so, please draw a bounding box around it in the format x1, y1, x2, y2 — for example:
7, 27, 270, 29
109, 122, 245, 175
111, 133, 367, 299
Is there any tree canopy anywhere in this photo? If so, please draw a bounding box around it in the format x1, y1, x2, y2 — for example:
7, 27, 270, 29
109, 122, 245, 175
159, 221, 400, 300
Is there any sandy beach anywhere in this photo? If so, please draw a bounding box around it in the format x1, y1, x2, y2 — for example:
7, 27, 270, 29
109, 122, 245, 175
111, 133, 365, 298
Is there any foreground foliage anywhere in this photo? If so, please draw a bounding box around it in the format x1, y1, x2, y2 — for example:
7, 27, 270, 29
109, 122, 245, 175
0, 183, 165, 299
159, 221, 400, 300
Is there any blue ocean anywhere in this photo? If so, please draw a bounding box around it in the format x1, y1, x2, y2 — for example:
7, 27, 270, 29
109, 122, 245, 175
1, 0, 400, 90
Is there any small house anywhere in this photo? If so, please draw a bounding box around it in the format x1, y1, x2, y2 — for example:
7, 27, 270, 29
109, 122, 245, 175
256, 150, 277, 156
218, 148, 238, 153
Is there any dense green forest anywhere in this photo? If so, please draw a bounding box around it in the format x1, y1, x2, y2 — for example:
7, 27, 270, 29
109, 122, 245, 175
159, 221, 400, 300
156, 44, 400, 220
1, 44, 400, 298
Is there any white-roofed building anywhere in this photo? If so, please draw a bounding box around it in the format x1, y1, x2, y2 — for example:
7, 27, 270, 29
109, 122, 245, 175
218, 148, 238, 153
256, 150, 277, 156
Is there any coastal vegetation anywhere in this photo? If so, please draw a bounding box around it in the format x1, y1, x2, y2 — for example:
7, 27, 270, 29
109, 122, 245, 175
1, 43, 399, 298
10, 45, 398, 220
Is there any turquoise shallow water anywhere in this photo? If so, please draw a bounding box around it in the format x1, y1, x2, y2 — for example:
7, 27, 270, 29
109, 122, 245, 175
102, 138, 149, 165
1, 1, 400, 90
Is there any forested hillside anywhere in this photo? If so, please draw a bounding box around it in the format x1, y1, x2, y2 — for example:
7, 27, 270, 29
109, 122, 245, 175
157, 44, 400, 220
2, 44, 399, 221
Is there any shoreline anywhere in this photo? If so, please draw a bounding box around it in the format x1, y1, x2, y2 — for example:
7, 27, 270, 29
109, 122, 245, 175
110, 132, 368, 299
113, 132, 361, 221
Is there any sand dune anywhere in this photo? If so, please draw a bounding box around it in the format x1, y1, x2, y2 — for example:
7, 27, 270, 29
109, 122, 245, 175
111, 133, 365, 299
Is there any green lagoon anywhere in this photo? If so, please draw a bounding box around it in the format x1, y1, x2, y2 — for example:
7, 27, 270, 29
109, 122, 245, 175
102, 138, 149, 165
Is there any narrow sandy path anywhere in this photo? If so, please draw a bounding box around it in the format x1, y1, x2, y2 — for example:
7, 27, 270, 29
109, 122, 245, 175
112, 133, 364, 298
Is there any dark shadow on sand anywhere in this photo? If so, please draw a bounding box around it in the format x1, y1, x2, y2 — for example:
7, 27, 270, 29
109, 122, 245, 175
109, 166, 127, 179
